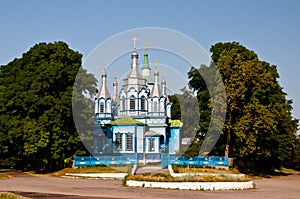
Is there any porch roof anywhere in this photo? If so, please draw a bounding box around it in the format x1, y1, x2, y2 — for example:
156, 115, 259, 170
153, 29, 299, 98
108, 117, 145, 125
145, 130, 162, 137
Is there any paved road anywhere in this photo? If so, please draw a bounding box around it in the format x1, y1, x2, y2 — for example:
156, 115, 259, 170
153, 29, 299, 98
0, 171, 300, 199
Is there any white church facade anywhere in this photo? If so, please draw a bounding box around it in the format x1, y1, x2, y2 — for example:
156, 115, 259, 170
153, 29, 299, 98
93, 38, 182, 161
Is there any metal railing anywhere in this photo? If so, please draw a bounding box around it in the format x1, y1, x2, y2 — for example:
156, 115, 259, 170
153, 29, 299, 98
74, 154, 138, 167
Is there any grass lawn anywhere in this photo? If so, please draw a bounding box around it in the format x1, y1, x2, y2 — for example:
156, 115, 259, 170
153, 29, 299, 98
0, 193, 22, 199
275, 167, 299, 173
172, 165, 240, 174
0, 173, 9, 179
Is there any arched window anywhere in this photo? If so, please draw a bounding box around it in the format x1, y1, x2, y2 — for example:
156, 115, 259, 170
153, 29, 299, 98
141, 96, 146, 110
154, 101, 158, 112
100, 102, 104, 113
130, 95, 135, 110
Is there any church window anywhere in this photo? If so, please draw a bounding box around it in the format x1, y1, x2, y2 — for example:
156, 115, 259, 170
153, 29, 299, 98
154, 101, 158, 112
141, 96, 146, 110
100, 102, 104, 113
126, 133, 133, 151
116, 133, 122, 150
149, 138, 155, 151
130, 95, 135, 110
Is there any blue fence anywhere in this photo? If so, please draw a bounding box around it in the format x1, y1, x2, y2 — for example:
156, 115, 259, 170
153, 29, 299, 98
168, 156, 228, 167
74, 155, 228, 168
74, 154, 138, 167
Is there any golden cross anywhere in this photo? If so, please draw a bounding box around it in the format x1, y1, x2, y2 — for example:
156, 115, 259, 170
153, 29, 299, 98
102, 60, 107, 71
154, 59, 159, 70
162, 67, 165, 78
114, 71, 117, 79
144, 41, 148, 50
133, 36, 138, 49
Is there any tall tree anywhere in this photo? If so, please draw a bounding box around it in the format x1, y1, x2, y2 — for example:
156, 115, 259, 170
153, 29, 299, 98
0, 41, 96, 171
188, 42, 299, 171
169, 87, 200, 156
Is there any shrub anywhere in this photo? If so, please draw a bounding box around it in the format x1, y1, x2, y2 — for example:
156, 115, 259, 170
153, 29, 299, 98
172, 164, 179, 173
122, 174, 129, 186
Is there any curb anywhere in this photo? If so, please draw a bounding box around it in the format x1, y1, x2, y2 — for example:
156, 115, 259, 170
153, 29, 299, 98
63, 173, 127, 179
126, 180, 255, 190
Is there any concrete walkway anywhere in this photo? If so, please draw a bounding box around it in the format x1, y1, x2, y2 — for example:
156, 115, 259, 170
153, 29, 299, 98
135, 166, 169, 175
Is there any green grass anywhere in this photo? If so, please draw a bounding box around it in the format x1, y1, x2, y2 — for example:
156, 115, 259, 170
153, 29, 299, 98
0, 173, 9, 179
0, 193, 20, 199
54, 165, 133, 176
126, 173, 251, 183
172, 165, 240, 174
275, 167, 298, 173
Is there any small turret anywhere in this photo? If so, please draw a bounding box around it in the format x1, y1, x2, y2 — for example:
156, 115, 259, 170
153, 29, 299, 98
141, 41, 154, 85
112, 71, 119, 104
96, 62, 111, 99
161, 71, 170, 103
150, 59, 162, 97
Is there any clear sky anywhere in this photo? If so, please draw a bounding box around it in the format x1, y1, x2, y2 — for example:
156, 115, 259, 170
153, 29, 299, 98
1, 0, 299, 131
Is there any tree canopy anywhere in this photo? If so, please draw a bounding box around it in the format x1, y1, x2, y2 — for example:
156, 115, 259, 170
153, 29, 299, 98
173, 42, 299, 172
0, 41, 96, 171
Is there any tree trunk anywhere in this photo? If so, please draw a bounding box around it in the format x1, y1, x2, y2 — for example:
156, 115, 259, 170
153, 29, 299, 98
225, 113, 231, 157
225, 130, 230, 157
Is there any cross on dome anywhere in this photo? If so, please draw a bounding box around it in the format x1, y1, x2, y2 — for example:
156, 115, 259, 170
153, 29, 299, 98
133, 36, 138, 49
114, 71, 117, 79
144, 41, 148, 50
162, 67, 165, 78
154, 59, 159, 70
102, 60, 107, 72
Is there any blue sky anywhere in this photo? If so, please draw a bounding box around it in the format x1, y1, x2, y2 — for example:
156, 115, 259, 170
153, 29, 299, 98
1, 0, 300, 131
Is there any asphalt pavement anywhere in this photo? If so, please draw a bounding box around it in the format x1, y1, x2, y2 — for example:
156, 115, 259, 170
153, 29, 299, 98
0, 171, 299, 199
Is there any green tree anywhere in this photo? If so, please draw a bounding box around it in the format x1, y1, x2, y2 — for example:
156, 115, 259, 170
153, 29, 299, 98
188, 42, 299, 171
0, 41, 96, 171
185, 62, 226, 156
169, 87, 200, 156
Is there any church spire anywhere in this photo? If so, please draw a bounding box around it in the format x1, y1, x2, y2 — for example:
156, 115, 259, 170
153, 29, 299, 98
112, 71, 119, 104
150, 59, 162, 97
123, 36, 146, 91
96, 61, 111, 99
128, 36, 140, 76
141, 41, 152, 82
131, 36, 138, 69
142, 41, 150, 70
161, 68, 169, 103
